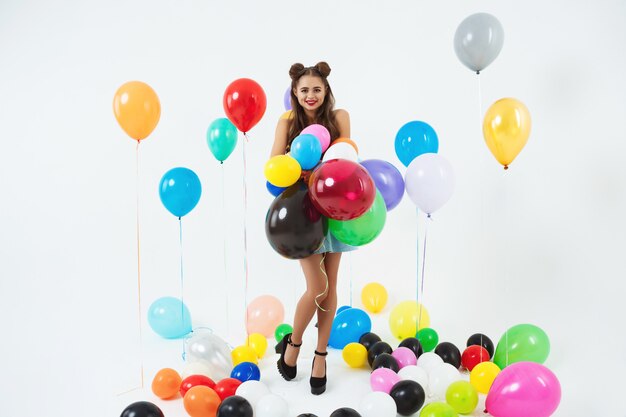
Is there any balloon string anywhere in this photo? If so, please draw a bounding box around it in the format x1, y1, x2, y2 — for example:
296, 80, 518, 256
135, 140, 144, 389
477, 72, 483, 129
418, 214, 431, 331
221, 162, 230, 338
242, 133, 250, 338
349, 252, 353, 307
179, 217, 186, 358
415, 207, 419, 335
502, 168, 510, 366
315, 253, 329, 312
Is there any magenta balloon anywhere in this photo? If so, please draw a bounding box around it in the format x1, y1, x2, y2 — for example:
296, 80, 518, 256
391, 347, 417, 369
486, 362, 561, 417
370, 367, 401, 394
301, 124, 331, 153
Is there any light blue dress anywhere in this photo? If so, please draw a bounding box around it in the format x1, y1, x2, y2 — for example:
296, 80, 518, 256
314, 230, 357, 254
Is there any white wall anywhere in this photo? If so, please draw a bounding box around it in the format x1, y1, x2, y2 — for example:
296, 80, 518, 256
1, 0, 625, 416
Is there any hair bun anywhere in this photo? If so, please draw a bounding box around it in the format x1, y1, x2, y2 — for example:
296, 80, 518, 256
289, 63, 305, 79
315, 62, 331, 77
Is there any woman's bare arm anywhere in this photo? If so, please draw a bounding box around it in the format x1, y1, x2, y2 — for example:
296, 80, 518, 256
270, 118, 290, 157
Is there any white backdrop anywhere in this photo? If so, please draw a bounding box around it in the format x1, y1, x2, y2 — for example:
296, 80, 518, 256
1, 0, 625, 416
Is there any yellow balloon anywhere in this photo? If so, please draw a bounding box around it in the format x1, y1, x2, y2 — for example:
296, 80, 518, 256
264, 155, 302, 187
342, 342, 367, 368
112, 81, 161, 141
246, 333, 268, 358
280, 110, 293, 120
389, 301, 430, 340
231, 345, 258, 366
469, 361, 501, 394
483, 98, 531, 169
361, 282, 388, 313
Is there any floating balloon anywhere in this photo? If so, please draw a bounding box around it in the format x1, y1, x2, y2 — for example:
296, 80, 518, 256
493, 323, 550, 368
329, 190, 386, 246
223, 78, 266, 133
159, 167, 202, 218
469, 361, 501, 394
486, 362, 561, 417
113, 81, 161, 141
390, 380, 426, 416
246, 295, 284, 338
483, 98, 531, 169
446, 381, 478, 415
180, 375, 216, 398
328, 307, 372, 349
395, 121, 439, 167
360, 159, 405, 210
147, 297, 192, 339
389, 301, 430, 340
417, 328, 439, 352
322, 142, 359, 162
264, 155, 301, 188
183, 385, 221, 417
359, 391, 397, 417
207, 118, 238, 163
152, 368, 182, 399
361, 282, 388, 314
467, 333, 494, 357
454, 13, 504, 73
405, 154, 455, 216
185, 329, 233, 381
291, 133, 322, 170
301, 124, 331, 153
217, 395, 253, 417
434, 342, 461, 369
308, 159, 376, 220
343, 342, 368, 368
120, 401, 164, 417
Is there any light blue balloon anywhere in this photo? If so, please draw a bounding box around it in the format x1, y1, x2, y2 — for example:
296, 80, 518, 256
148, 296, 192, 339
394, 121, 439, 167
290, 133, 322, 170
159, 167, 202, 218
328, 307, 371, 349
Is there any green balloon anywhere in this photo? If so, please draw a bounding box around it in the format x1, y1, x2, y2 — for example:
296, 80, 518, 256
417, 327, 439, 352
420, 402, 458, 417
206, 118, 238, 162
328, 191, 386, 246
445, 381, 478, 415
274, 323, 293, 343
493, 323, 550, 368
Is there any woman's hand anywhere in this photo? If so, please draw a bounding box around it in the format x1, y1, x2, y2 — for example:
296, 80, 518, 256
301, 169, 312, 183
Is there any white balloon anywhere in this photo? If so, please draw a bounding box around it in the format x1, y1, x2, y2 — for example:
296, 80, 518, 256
235, 380, 270, 408
428, 363, 462, 399
255, 394, 289, 417
184, 328, 233, 381
416, 352, 444, 374
181, 360, 213, 379
322, 142, 358, 162
404, 153, 455, 215
358, 391, 397, 417
398, 365, 429, 389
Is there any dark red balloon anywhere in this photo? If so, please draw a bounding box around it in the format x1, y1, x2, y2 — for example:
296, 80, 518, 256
308, 159, 376, 220
461, 345, 490, 371
214, 377, 242, 400
179, 374, 216, 397
223, 78, 267, 133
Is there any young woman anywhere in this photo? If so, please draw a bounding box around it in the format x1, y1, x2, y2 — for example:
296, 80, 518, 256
270, 62, 355, 395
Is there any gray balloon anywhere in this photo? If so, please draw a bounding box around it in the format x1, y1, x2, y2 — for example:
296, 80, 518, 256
184, 329, 233, 380
454, 13, 504, 73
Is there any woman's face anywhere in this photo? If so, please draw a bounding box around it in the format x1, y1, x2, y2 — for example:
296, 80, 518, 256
294, 75, 326, 112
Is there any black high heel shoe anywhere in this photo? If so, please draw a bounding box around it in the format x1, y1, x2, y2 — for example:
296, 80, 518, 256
310, 350, 328, 395
276, 333, 301, 381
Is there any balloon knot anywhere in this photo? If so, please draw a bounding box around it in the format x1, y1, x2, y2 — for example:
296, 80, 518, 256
220, 161, 224, 165
484, 409, 488, 414
476, 71, 481, 75
504, 165, 509, 170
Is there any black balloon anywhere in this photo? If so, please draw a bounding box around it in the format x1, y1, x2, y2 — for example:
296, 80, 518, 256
120, 401, 164, 417
265, 182, 327, 259
399, 337, 424, 359
217, 395, 253, 417
467, 333, 495, 357
434, 342, 461, 368
330, 408, 362, 417
296, 415, 319, 417
372, 353, 399, 372
367, 341, 393, 367
359, 332, 382, 352
390, 380, 426, 416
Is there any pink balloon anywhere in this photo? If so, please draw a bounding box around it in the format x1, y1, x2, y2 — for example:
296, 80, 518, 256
370, 367, 401, 394
391, 347, 417, 369
301, 124, 331, 153
486, 362, 561, 417
246, 295, 285, 337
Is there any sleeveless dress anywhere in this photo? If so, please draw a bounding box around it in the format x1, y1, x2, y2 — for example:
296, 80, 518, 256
314, 230, 357, 254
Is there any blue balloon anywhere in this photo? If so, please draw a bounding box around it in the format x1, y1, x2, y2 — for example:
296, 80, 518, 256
328, 307, 372, 349
283, 87, 292, 111
147, 296, 192, 339
360, 159, 405, 211
231, 361, 261, 382
336, 305, 352, 316
394, 121, 439, 167
290, 134, 322, 170
159, 167, 202, 218
266, 181, 286, 197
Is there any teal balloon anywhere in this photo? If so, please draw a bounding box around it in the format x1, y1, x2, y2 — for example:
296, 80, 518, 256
159, 167, 202, 218
207, 118, 238, 162
328, 191, 386, 246
395, 121, 439, 167
147, 297, 192, 339
493, 323, 550, 368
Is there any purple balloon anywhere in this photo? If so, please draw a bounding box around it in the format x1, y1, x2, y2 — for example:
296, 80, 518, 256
360, 159, 405, 211
283, 87, 291, 111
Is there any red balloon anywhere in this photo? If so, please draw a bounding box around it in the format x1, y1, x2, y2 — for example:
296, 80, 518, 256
223, 78, 267, 133
461, 345, 490, 371
213, 378, 242, 400
179, 374, 216, 397
308, 159, 376, 220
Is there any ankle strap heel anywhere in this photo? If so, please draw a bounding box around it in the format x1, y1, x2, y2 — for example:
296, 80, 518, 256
276, 333, 300, 381
310, 350, 328, 395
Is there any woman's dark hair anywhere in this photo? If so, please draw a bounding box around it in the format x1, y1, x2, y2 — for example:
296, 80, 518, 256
286, 62, 340, 150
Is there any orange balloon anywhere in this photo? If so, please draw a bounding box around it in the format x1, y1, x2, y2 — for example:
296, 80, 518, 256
332, 137, 359, 153
151, 367, 182, 399
113, 81, 161, 141
183, 385, 221, 417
